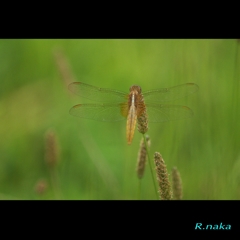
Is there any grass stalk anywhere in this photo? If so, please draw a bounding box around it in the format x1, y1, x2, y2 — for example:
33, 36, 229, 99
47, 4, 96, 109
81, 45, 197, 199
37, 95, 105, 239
142, 134, 158, 199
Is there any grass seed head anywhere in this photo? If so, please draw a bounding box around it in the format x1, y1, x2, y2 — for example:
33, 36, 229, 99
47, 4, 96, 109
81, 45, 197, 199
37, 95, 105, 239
172, 167, 183, 200
154, 152, 172, 200
136, 136, 151, 179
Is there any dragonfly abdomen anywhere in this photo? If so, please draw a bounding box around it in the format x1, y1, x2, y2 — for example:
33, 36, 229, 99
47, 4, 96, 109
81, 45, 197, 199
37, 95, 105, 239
127, 102, 137, 145
126, 89, 147, 144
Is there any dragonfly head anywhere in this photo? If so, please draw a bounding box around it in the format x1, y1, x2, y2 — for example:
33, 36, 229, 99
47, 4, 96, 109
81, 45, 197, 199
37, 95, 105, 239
129, 85, 142, 94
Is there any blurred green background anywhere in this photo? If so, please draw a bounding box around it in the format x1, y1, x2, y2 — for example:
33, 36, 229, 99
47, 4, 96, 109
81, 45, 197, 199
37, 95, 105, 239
0, 39, 240, 200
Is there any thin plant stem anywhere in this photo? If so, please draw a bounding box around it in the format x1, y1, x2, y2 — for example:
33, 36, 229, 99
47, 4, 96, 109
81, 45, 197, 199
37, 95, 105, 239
138, 179, 141, 200
142, 134, 158, 199
50, 168, 61, 199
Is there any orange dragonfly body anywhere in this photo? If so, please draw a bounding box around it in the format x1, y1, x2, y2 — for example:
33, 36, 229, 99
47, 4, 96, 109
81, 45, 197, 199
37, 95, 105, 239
68, 82, 198, 144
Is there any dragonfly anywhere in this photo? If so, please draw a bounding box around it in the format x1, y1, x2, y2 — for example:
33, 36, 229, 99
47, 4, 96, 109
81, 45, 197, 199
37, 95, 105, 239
68, 82, 199, 144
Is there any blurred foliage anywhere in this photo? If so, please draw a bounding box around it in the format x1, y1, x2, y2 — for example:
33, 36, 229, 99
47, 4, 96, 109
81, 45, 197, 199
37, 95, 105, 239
0, 39, 240, 199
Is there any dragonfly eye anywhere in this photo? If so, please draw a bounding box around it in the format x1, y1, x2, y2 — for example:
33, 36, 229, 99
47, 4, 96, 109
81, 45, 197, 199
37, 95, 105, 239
137, 86, 142, 93
129, 85, 142, 93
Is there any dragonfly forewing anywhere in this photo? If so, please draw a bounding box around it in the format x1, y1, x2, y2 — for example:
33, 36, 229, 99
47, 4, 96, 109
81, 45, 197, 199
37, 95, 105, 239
143, 83, 199, 103
68, 82, 127, 103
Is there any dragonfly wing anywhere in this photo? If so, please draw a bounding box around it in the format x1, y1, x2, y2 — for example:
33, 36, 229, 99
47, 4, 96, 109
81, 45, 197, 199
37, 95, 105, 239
69, 104, 127, 122
68, 82, 127, 103
146, 104, 194, 122
143, 83, 199, 103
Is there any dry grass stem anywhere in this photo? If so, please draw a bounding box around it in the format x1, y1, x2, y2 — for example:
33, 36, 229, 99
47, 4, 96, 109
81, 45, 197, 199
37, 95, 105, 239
44, 129, 62, 199
53, 48, 76, 88
45, 130, 59, 169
